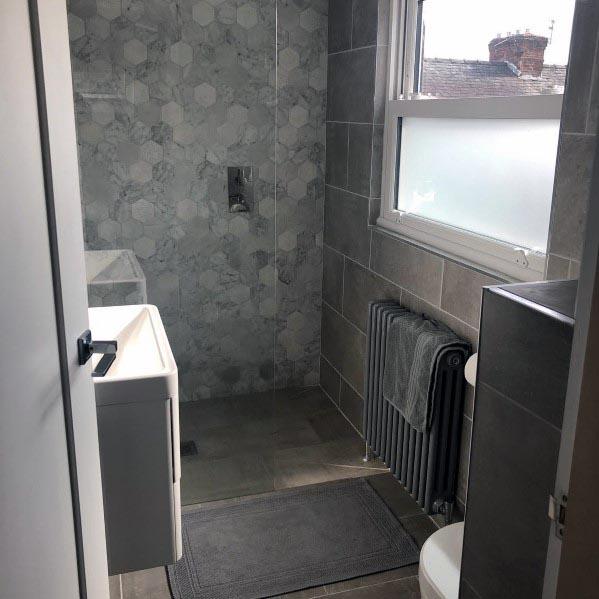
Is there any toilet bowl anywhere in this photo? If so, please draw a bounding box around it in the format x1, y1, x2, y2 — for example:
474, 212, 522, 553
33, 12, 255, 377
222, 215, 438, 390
418, 521, 464, 599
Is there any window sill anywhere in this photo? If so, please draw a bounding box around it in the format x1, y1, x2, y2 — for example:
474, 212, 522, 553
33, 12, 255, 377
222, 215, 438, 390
371, 220, 544, 283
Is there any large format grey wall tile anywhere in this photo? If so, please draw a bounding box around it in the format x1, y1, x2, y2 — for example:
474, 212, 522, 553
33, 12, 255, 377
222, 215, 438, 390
342, 258, 400, 333
324, 186, 371, 266
327, 47, 377, 123
328, 0, 352, 53
548, 133, 595, 260
560, 0, 599, 134
371, 231, 443, 304
320, 355, 341, 404
322, 244, 344, 312
352, 0, 379, 49
440, 261, 502, 328
478, 288, 572, 429
462, 382, 561, 599
370, 125, 384, 197
326, 122, 349, 187
321, 303, 366, 393
347, 123, 373, 197
339, 379, 364, 431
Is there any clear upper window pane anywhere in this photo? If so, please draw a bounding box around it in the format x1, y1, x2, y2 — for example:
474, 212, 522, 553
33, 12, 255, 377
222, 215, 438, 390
416, 0, 575, 98
396, 117, 560, 252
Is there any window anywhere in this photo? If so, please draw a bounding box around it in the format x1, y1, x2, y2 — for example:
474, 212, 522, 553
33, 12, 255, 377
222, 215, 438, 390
379, 0, 575, 280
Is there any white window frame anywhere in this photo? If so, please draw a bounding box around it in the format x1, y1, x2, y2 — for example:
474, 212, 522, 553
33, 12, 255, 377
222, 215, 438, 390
378, 0, 564, 281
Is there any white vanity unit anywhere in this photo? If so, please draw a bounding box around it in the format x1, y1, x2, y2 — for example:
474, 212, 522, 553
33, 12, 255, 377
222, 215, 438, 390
89, 304, 181, 575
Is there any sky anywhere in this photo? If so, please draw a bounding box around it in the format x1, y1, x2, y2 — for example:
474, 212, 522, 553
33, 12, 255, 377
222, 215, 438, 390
422, 0, 576, 65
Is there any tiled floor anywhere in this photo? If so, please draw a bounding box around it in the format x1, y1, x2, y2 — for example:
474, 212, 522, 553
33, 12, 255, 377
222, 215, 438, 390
112, 387, 440, 598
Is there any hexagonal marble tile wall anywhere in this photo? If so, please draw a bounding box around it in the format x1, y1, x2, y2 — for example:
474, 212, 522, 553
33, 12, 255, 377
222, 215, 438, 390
67, 0, 327, 400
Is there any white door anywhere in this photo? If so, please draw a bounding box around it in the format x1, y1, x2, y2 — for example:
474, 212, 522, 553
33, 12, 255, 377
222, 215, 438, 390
0, 1, 108, 598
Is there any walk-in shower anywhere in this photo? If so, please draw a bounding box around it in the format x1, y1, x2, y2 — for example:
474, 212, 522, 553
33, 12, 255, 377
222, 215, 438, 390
67, 0, 348, 504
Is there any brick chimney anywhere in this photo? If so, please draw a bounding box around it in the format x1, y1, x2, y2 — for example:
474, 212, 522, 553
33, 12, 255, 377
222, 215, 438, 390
488, 31, 548, 77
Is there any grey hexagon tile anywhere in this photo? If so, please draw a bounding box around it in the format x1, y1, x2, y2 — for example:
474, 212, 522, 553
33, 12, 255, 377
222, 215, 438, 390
170, 41, 193, 66
121, 219, 143, 240
85, 200, 109, 222
278, 230, 297, 252
237, 3, 258, 29
176, 198, 197, 221
88, 15, 110, 40
129, 161, 152, 183
98, 219, 121, 242
161, 101, 184, 126
131, 198, 155, 223
79, 121, 103, 144
192, 1, 215, 26
299, 8, 320, 32
279, 47, 299, 71
125, 79, 149, 105
194, 82, 217, 107
123, 38, 147, 65
137, 101, 161, 126
279, 124, 298, 147
308, 66, 326, 91
140, 140, 163, 165
289, 105, 308, 128
133, 236, 156, 259
227, 104, 248, 124
91, 101, 114, 125
97, 0, 121, 20
173, 123, 196, 146
298, 160, 317, 182
68, 14, 85, 40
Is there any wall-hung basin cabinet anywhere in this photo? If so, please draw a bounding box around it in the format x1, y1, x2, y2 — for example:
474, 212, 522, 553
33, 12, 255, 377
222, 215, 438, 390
89, 304, 182, 575
461, 280, 576, 598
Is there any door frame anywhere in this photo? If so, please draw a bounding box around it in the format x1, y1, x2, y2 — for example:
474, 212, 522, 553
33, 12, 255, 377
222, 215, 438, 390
543, 124, 599, 596
28, 0, 109, 596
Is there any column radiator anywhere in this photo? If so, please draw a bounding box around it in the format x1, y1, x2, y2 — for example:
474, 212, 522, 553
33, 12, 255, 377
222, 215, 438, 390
363, 301, 468, 516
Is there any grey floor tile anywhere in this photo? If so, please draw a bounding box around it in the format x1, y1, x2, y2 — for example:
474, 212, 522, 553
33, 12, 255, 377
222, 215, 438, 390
324, 566, 418, 594
109, 575, 121, 599
121, 567, 170, 599
399, 514, 438, 550
366, 474, 426, 519
326, 576, 420, 598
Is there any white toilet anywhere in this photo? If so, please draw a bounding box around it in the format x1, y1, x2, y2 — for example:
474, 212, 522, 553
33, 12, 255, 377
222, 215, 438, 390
418, 521, 464, 599
418, 353, 476, 598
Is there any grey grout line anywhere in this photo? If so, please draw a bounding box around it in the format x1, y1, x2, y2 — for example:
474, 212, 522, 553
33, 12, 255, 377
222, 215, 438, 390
561, 130, 597, 138
320, 382, 363, 438
326, 182, 370, 200
340, 254, 346, 314
327, 119, 375, 126
478, 380, 562, 433
345, 125, 350, 189
328, 44, 378, 57
438, 258, 446, 308
349, 0, 354, 50
585, 25, 599, 134
323, 299, 367, 337
333, 251, 480, 338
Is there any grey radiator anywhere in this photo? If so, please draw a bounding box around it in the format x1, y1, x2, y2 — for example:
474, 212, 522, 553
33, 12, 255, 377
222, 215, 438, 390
363, 301, 468, 515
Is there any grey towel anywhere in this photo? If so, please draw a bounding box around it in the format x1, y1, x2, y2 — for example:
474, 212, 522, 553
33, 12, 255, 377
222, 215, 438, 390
382, 312, 469, 432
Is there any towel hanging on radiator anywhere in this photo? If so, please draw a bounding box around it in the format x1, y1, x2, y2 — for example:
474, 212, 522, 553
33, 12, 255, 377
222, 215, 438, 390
382, 312, 470, 433
363, 300, 470, 514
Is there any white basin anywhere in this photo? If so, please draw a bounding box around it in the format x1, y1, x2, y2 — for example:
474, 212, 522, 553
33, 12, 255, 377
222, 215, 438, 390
88, 304, 178, 406
88, 304, 182, 574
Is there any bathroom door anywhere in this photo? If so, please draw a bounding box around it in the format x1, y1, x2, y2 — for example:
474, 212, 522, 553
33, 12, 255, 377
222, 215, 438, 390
0, 1, 108, 598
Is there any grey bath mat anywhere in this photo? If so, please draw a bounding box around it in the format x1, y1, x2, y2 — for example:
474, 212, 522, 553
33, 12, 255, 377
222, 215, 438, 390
167, 477, 419, 599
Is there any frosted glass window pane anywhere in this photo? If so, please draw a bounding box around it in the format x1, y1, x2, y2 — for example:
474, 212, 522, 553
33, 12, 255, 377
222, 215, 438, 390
396, 117, 560, 252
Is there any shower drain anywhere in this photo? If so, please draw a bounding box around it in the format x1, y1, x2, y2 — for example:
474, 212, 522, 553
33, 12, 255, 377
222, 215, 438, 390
180, 440, 198, 456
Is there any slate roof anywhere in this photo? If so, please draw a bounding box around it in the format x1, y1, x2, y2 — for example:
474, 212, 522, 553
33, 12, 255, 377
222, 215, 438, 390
421, 58, 567, 98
